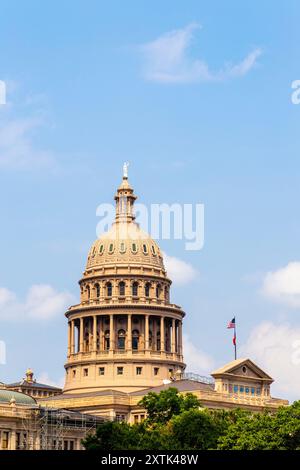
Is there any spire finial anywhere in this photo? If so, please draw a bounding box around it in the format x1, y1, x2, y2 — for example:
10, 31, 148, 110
123, 161, 129, 179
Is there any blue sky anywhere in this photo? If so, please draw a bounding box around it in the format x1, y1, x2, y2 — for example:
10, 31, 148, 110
0, 1, 299, 399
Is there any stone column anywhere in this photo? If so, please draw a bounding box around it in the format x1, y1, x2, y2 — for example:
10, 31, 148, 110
127, 314, 132, 351
71, 320, 75, 354
153, 317, 157, 351
100, 317, 104, 352
178, 320, 183, 355
171, 318, 176, 353
79, 317, 84, 353
93, 315, 97, 352
110, 315, 115, 351
67, 321, 71, 356
160, 316, 165, 351
145, 315, 149, 350
10, 430, 16, 450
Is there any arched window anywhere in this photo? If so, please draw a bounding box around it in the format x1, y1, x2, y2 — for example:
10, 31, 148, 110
156, 284, 161, 299
164, 286, 169, 302
95, 283, 100, 298
86, 285, 90, 299
132, 282, 138, 297
106, 282, 112, 297
132, 329, 139, 350
117, 329, 126, 350
104, 330, 110, 350
142, 244, 148, 254
145, 283, 151, 297
119, 281, 125, 296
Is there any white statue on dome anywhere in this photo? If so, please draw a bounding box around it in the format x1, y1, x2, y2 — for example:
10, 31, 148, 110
123, 161, 129, 178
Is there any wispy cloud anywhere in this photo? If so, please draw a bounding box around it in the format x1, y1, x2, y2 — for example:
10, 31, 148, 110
262, 261, 300, 308
241, 321, 300, 400
0, 284, 74, 321
140, 23, 262, 84
0, 83, 57, 170
164, 253, 198, 285
0, 116, 55, 170
36, 372, 65, 389
183, 334, 215, 374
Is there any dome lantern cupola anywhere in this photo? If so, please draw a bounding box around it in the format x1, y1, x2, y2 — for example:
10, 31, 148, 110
114, 163, 137, 223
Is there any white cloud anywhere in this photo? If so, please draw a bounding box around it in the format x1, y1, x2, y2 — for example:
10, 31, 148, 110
140, 23, 262, 83
0, 117, 55, 170
0, 284, 74, 321
262, 261, 300, 308
183, 334, 215, 374
242, 321, 300, 400
164, 253, 198, 285
36, 372, 64, 389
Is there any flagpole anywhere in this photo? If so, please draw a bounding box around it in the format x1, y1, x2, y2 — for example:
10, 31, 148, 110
234, 317, 237, 360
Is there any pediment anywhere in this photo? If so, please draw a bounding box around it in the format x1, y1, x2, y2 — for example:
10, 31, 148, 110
211, 358, 273, 381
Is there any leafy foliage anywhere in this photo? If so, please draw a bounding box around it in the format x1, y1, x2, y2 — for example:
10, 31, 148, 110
82, 388, 300, 451
138, 387, 201, 424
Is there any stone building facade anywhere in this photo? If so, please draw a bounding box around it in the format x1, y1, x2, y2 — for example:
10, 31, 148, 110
37, 169, 288, 420
0, 388, 102, 450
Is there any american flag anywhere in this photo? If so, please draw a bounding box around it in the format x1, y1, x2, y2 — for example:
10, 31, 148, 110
227, 317, 235, 329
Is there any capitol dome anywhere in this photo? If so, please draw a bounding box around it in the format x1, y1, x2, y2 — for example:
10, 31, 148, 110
84, 169, 167, 279
64, 165, 185, 395
86, 222, 165, 273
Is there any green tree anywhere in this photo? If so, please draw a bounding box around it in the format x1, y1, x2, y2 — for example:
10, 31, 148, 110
138, 387, 201, 425
170, 409, 220, 450
82, 420, 138, 450
217, 404, 300, 450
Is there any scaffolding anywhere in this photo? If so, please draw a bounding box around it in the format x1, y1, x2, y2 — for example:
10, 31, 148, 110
21, 406, 106, 450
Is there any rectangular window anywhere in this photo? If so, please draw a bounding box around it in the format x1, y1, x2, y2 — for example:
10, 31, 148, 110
136, 367, 142, 375
134, 415, 139, 424
83, 368, 88, 377
16, 432, 21, 450
251, 387, 255, 395
239, 386, 244, 393
69, 441, 74, 450
245, 387, 250, 394
154, 367, 159, 376
117, 367, 124, 375
99, 367, 105, 376
233, 385, 238, 393
140, 414, 145, 421
256, 388, 261, 395
116, 414, 126, 422
2, 431, 9, 450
